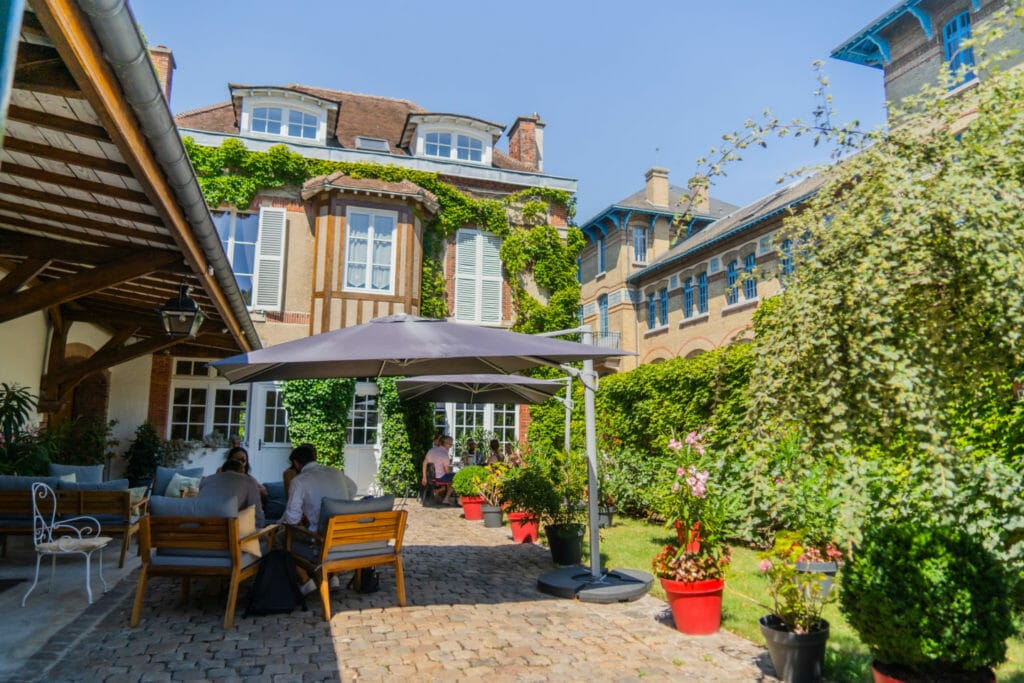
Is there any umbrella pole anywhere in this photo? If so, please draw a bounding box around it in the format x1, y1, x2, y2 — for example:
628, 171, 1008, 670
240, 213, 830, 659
580, 330, 603, 580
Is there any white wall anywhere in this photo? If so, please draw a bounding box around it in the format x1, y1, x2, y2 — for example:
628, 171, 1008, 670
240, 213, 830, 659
0, 311, 48, 422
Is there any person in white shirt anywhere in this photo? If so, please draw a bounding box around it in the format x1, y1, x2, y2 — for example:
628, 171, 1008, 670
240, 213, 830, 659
280, 443, 353, 593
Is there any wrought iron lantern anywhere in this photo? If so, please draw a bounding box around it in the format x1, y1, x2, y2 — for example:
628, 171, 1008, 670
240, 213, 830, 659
158, 284, 205, 338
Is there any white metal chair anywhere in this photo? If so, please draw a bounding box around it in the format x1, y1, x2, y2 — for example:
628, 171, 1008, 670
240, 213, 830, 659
22, 482, 112, 606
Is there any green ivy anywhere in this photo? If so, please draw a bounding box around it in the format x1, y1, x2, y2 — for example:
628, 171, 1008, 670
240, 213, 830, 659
375, 377, 435, 496
280, 379, 354, 469
183, 139, 581, 328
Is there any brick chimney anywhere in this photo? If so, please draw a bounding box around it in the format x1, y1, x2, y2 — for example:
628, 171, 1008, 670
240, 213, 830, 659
508, 114, 545, 172
148, 45, 176, 105
688, 175, 710, 213
644, 167, 669, 207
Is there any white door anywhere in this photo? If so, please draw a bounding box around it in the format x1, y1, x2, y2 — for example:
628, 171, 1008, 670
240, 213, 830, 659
345, 381, 380, 496
248, 384, 292, 483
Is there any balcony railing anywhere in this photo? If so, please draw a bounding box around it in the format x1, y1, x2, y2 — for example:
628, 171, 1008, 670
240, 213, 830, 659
593, 332, 621, 350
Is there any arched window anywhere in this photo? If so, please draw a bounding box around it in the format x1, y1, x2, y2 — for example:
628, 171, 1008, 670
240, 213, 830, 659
743, 252, 757, 300
697, 272, 708, 313
943, 12, 975, 88
683, 277, 694, 318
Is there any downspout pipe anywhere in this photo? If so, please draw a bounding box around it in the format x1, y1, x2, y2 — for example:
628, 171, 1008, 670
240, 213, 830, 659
76, 0, 261, 351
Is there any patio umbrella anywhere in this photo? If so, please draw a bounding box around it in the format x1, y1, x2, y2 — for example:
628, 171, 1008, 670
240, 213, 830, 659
394, 373, 563, 405
211, 314, 628, 383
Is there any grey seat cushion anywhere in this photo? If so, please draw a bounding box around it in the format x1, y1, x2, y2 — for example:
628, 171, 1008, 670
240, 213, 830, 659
60, 479, 129, 491
291, 538, 396, 563
149, 495, 238, 518
0, 475, 63, 491
153, 466, 205, 497
150, 552, 260, 569
48, 463, 105, 484
317, 495, 394, 534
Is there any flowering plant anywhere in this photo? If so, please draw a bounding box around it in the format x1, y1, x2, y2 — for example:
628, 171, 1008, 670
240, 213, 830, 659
651, 431, 739, 582
759, 536, 838, 633
478, 462, 509, 507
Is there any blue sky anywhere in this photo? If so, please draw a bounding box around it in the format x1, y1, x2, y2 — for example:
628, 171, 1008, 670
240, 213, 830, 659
131, 0, 897, 222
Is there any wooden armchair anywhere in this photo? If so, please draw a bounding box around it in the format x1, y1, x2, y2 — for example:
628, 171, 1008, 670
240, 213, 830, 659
67, 490, 148, 568
286, 505, 407, 621
130, 502, 277, 629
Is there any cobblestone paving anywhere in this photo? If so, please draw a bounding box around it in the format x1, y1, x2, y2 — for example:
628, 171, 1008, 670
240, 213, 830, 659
14, 501, 778, 682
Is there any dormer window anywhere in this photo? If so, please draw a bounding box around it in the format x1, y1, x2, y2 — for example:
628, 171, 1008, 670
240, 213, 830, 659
354, 136, 390, 152
233, 86, 338, 146
251, 107, 317, 140
424, 132, 484, 163
401, 113, 503, 167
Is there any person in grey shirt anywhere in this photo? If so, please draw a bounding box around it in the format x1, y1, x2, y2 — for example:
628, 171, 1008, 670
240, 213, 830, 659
198, 459, 266, 526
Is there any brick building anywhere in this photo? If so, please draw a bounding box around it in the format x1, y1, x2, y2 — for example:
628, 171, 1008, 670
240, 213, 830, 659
165, 80, 577, 490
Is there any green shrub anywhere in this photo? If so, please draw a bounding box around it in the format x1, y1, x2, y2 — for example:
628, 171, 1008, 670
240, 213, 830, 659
501, 466, 558, 514
281, 379, 354, 469
376, 377, 434, 496
452, 465, 487, 497
600, 448, 665, 518
840, 523, 1014, 673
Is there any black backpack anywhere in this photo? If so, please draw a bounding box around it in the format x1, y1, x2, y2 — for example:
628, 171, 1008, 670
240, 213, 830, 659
244, 549, 307, 617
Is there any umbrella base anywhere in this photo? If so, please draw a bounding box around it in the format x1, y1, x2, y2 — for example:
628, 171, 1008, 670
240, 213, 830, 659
537, 565, 653, 603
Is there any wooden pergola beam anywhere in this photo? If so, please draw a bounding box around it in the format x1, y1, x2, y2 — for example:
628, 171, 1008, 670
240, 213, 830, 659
0, 249, 179, 323
0, 257, 51, 295
6, 103, 109, 141
0, 181, 163, 226
0, 163, 150, 204
0, 229, 130, 263
2, 136, 132, 177
0, 198, 177, 244
0, 216, 128, 248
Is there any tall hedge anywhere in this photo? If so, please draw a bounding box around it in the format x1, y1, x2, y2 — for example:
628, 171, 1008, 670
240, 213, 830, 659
376, 378, 435, 496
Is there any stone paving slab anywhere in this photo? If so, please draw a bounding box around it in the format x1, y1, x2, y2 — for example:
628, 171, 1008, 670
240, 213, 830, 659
9, 500, 778, 682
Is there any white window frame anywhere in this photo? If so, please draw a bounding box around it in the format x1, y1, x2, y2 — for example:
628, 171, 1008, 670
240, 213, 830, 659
416, 125, 492, 165
440, 402, 519, 454
168, 361, 250, 443
242, 96, 328, 145
343, 207, 399, 295
213, 207, 287, 312
454, 228, 503, 325
346, 381, 380, 447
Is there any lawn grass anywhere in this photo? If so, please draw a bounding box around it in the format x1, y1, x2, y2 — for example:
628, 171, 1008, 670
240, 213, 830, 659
586, 517, 1024, 683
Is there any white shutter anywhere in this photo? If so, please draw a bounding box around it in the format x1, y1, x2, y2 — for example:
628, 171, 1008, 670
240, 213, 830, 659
454, 230, 477, 321
480, 233, 502, 323
253, 207, 287, 311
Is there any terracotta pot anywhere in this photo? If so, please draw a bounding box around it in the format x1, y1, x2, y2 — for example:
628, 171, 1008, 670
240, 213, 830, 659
460, 496, 485, 521
507, 511, 539, 543
660, 576, 724, 634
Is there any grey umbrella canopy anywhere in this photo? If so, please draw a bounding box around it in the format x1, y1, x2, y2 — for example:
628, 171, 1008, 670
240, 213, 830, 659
211, 314, 629, 383
395, 374, 563, 405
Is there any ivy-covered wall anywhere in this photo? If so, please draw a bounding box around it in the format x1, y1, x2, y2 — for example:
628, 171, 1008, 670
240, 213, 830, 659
185, 139, 583, 491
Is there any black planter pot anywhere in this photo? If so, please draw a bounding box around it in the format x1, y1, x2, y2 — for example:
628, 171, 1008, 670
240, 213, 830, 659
759, 615, 829, 683
545, 523, 584, 565
481, 504, 503, 528
598, 506, 615, 528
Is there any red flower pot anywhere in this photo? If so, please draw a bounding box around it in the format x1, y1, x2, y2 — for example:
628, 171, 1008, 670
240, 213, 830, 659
871, 661, 995, 683
660, 577, 724, 635
460, 496, 485, 521
508, 511, 539, 543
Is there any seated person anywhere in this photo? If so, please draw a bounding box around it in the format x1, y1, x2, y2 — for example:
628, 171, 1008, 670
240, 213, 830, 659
198, 459, 266, 527
486, 439, 503, 464
280, 443, 353, 593
422, 435, 455, 505
462, 438, 478, 466
219, 446, 269, 500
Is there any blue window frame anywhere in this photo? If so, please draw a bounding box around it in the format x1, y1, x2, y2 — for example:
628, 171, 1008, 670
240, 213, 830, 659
683, 278, 694, 318
598, 294, 609, 336
633, 226, 648, 264
697, 272, 708, 313
658, 288, 669, 326
779, 239, 794, 285
944, 11, 975, 88
743, 252, 757, 300
646, 293, 656, 330
726, 260, 739, 305
597, 238, 606, 273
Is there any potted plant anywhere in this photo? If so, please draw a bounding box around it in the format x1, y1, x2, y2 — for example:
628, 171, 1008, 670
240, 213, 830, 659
479, 462, 507, 528
757, 537, 835, 683
651, 431, 739, 635
840, 523, 1013, 683
501, 464, 557, 544
538, 449, 588, 566
452, 465, 487, 521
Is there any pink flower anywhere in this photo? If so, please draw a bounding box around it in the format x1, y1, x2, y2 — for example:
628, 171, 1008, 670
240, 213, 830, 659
685, 431, 700, 446
758, 560, 773, 572
668, 438, 683, 450
671, 482, 680, 492
676, 467, 686, 476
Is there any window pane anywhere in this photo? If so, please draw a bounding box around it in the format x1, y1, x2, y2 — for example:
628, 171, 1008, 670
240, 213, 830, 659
232, 242, 255, 276
235, 275, 253, 306
234, 213, 259, 243
213, 212, 232, 241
